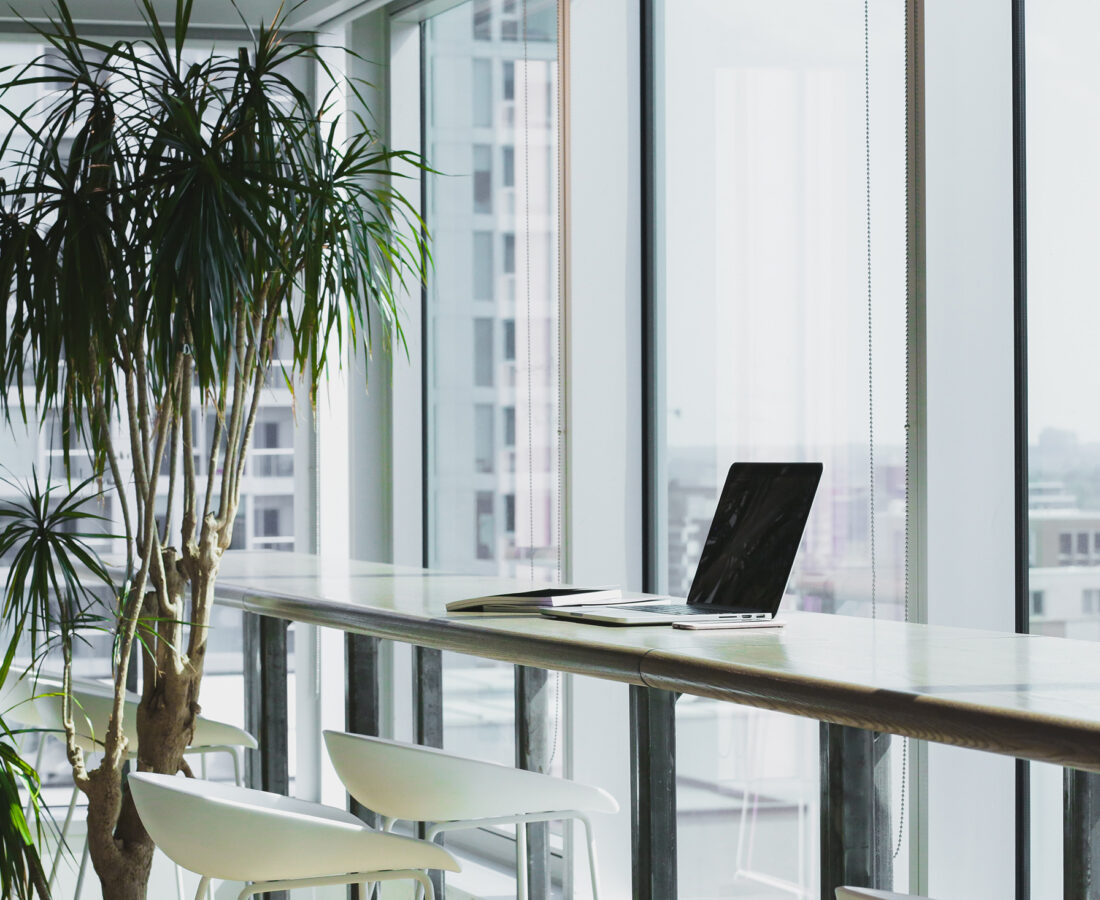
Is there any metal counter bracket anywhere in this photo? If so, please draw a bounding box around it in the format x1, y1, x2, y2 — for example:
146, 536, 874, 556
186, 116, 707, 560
243, 612, 290, 900
630, 685, 677, 899
1064, 768, 1100, 898
820, 723, 892, 899
516, 665, 552, 900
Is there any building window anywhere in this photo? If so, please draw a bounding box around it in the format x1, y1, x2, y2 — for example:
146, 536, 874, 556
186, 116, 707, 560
473, 231, 494, 300
1031, 590, 1046, 616
472, 0, 491, 40
473, 144, 492, 213
503, 60, 515, 101
502, 145, 515, 188
474, 318, 494, 387
476, 491, 495, 559
1084, 589, 1100, 615
504, 493, 516, 533
475, 404, 495, 473
503, 319, 516, 360
473, 58, 492, 127
1078, 532, 1090, 558
503, 232, 515, 273
1060, 532, 1073, 564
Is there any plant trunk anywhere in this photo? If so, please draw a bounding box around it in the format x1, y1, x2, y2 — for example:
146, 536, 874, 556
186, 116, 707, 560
83, 767, 154, 900
84, 572, 214, 899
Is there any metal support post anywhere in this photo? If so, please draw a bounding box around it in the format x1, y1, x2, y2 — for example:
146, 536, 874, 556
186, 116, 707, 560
346, 633, 382, 900
413, 646, 444, 899
346, 633, 382, 827
243, 612, 289, 900
1064, 768, 1100, 898
516, 665, 552, 900
629, 685, 677, 900
820, 723, 892, 900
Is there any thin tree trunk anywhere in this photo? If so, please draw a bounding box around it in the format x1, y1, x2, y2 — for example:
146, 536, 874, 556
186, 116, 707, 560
84, 569, 215, 898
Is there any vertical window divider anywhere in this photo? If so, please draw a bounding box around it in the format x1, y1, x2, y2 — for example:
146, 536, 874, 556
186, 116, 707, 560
905, 0, 929, 892
1011, 0, 1030, 896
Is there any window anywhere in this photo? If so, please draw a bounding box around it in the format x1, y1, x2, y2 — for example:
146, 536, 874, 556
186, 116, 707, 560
1060, 532, 1073, 563
473, 143, 492, 213
1027, 6, 1100, 886
473, 58, 492, 127
504, 493, 516, 532
472, 0, 491, 39
475, 404, 495, 473
424, 6, 563, 879
476, 491, 495, 559
1031, 590, 1046, 617
474, 318, 495, 387
651, 1, 905, 895
473, 231, 494, 299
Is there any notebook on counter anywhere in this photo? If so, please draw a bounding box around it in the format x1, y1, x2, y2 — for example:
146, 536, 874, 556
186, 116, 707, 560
446, 587, 625, 613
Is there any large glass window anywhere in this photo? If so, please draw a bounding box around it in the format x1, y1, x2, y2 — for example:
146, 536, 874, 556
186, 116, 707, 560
425, 0, 560, 582
652, 1, 906, 894
422, 0, 563, 876
1025, 0, 1100, 892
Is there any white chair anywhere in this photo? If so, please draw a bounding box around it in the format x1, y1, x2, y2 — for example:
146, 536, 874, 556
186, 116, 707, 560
129, 772, 460, 900
836, 889, 934, 899
324, 729, 619, 900
2, 672, 256, 896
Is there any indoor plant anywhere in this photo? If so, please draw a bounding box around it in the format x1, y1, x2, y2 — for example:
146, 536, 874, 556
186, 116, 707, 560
0, 1, 426, 895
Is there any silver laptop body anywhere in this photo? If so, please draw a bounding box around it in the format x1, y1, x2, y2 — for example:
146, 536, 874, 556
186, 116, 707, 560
542, 461, 822, 626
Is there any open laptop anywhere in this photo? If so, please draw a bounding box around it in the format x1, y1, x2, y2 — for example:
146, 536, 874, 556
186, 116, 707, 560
542, 461, 822, 626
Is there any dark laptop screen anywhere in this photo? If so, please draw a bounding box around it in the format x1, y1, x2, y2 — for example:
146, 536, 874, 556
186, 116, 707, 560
686, 462, 823, 613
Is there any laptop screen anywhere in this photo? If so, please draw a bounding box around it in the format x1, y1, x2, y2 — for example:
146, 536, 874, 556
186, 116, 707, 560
686, 462, 823, 613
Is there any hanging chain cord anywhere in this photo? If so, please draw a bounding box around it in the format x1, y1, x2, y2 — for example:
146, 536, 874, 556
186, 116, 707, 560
864, 0, 910, 861
549, 0, 565, 769
864, 0, 909, 864
520, 0, 564, 770
896, 0, 913, 862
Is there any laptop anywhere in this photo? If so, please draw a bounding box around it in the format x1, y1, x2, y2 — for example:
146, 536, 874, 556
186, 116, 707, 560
541, 461, 822, 626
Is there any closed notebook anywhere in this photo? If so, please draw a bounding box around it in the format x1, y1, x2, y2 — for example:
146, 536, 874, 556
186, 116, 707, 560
446, 587, 623, 612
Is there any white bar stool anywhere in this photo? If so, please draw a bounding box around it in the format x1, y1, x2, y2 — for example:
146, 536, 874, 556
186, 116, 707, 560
324, 729, 619, 900
129, 772, 460, 900
5, 673, 256, 896
837, 888, 935, 899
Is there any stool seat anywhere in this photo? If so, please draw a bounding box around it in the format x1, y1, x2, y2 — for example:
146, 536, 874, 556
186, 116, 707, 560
324, 730, 617, 900
130, 773, 459, 890
13, 674, 257, 752
324, 730, 617, 821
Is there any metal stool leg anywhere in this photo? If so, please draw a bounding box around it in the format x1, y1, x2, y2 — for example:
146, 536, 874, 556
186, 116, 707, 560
517, 820, 528, 900
579, 814, 601, 900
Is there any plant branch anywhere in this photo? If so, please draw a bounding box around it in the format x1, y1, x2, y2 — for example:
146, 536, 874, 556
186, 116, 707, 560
181, 353, 197, 551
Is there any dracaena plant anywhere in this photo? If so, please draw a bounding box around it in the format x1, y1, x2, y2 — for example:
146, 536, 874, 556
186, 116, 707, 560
0, 471, 114, 900
0, 1, 426, 895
